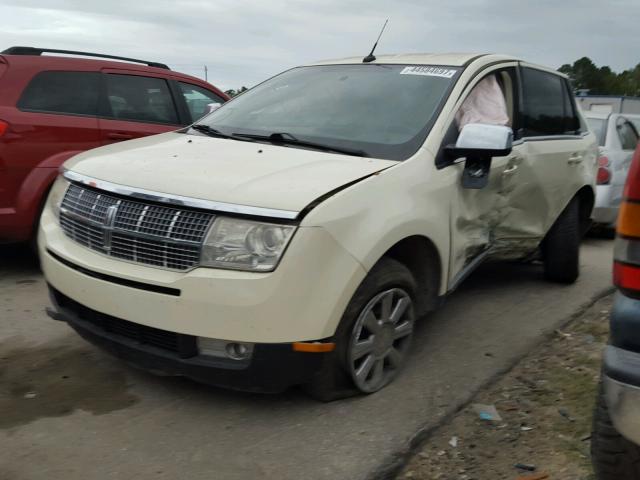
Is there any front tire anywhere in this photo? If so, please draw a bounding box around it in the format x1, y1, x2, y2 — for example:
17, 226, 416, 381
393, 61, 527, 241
542, 197, 580, 283
591, 382, 640, 479
303, 257, 417, 402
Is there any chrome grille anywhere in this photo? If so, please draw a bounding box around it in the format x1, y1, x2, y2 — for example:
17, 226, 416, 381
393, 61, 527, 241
59, 184, 214, 270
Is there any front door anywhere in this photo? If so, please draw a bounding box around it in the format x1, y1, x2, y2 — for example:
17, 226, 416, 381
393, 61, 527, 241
98, 71, 183, 145
446, 64, 525, 288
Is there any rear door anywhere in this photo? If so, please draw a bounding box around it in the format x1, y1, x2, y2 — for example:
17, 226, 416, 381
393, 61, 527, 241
500, 65, 595, 239
98, 71, 183, 145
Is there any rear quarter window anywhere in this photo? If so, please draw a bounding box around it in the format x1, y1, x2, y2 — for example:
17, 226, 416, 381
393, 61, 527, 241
17, 71, 100, 116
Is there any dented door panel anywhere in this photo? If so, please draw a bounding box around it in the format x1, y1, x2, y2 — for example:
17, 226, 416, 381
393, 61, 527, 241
448, 151, 515, 284
503, 137, 592, 237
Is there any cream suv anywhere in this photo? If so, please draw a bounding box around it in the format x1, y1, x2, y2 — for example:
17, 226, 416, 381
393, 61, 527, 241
40, 54, 597, 400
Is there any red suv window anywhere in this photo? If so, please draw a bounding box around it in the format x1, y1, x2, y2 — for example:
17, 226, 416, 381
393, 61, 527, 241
178, 82, 227, 122
17, 71, 100, 116
104, 74, 179, 125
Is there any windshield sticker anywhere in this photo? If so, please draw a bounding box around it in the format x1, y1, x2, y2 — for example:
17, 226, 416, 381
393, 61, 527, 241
400, 66, 457, 78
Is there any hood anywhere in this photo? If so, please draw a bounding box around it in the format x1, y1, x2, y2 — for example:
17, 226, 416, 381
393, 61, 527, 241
65, 132, 397, 216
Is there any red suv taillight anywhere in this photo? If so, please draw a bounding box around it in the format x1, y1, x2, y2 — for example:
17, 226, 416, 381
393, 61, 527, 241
614, 145, 640, 297
597, 155, 611, 185
0, 120, 8, 137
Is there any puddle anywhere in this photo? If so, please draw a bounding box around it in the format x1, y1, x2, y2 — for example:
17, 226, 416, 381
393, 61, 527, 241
0, 342, 139, 429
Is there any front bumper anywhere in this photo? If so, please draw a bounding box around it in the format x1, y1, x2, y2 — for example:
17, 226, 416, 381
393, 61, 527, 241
603, 294, 640, 445
48, 285, 329, 393
39, 204, 366, 343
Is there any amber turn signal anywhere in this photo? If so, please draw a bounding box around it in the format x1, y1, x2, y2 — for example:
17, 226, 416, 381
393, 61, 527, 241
618, 202, 640, 238
292, 342, 336, 353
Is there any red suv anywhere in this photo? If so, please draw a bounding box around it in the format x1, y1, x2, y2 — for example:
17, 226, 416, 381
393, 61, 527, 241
0, 46, 229, 244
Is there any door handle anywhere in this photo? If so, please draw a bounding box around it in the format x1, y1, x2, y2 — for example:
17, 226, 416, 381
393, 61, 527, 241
568, 153, 583, 165
107, 132, 133, 141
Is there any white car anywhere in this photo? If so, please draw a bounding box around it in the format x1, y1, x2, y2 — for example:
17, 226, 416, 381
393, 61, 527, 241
40, 53, 598, 400
586, 112, 640, 233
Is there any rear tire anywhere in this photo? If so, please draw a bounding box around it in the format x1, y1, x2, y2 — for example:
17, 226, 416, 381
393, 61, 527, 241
591, 382, 640, 479
542, 197, 580, 283
303, 257, 417, 402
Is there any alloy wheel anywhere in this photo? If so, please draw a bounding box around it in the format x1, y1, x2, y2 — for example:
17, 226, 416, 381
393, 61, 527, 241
348, 288, 415, 393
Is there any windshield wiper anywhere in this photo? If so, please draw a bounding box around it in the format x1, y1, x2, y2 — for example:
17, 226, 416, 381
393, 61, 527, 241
190, 124, 245, 141
232, 132, 368, 157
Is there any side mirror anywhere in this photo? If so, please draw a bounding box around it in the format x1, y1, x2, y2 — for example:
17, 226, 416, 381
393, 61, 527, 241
444, 124, 513, 189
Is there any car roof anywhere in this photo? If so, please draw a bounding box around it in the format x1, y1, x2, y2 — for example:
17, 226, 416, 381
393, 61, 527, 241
0, 52, 226, 95
307, 53, 568, 79
308, 53, 517, 67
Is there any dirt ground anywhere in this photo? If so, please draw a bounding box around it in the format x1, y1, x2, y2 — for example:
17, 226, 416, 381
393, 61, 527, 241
400, 294, 613, 480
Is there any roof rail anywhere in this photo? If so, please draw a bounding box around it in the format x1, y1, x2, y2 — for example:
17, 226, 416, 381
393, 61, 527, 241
1, 46, 170, 70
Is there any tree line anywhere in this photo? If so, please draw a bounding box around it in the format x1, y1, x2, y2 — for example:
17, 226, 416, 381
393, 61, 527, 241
224, 86, 248, 97
559, 57, 640, 96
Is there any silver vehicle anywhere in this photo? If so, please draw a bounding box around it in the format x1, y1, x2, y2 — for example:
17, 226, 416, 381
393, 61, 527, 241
586, 112, 640, 233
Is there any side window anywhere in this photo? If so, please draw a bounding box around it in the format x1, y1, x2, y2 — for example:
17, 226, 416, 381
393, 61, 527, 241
178, 82, 226, 121
104, 74, 178, 125
18, 71, 100, 116
617, 119, 639, 151
520, 68, 577, 137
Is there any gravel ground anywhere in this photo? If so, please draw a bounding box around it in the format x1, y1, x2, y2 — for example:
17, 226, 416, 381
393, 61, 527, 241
399, 294, 613, 480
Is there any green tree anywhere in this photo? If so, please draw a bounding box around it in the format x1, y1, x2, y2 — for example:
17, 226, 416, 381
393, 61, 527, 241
559, 57, 640, 96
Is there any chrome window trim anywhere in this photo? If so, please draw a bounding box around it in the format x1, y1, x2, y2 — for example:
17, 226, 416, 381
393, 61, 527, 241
63, 170, 299, 220
511, 132, 590, 146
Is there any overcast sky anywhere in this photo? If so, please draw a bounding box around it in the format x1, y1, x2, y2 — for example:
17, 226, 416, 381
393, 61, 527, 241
1, 0, 637, 90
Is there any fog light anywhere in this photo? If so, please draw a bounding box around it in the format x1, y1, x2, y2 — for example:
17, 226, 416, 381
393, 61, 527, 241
226, 342, 252, 360
197, 337, 254, 361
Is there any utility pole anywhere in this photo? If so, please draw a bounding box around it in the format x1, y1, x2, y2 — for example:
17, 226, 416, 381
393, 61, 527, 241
204, 65, 208, 81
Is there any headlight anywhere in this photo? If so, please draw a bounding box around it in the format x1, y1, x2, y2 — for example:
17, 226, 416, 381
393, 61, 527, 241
48, 175, 71, 218
200, 217, 296, 272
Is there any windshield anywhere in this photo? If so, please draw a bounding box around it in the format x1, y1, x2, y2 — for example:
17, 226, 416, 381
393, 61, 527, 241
586, 117, 607, 146
196, 64, 460, 160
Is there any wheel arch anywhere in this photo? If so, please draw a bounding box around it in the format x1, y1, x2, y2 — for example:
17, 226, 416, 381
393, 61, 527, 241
374, 235, 442, 316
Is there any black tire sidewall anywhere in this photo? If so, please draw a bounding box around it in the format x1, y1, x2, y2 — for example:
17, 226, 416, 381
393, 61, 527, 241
543, 197, 581, 283
334, 257, 417, 376
304, 257, 417, 400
